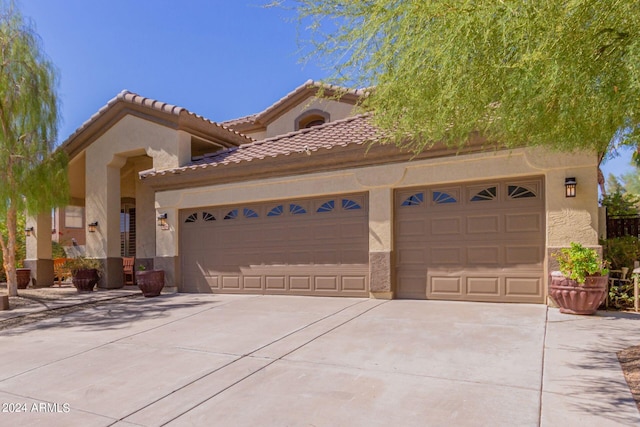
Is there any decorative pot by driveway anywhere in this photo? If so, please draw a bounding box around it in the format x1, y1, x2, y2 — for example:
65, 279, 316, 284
16, 268, 31, 289
0, 295, 8, 310
72, 268, 100, 293
549, 273, 608, 315
136, 270, 165, 297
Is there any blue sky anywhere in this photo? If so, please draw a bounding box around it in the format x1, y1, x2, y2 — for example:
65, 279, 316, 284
18, 0, 637, 180
20, 0, 323, 143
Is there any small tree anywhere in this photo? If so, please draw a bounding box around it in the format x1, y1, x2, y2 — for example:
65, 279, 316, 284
0, 3, 68, 296
292, 1, 640, 158
600, 190, 640, 217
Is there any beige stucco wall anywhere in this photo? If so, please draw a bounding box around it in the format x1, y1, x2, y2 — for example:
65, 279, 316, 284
263, 97, 357, 139
81, 115, 186, 285
155, 146, 599, 291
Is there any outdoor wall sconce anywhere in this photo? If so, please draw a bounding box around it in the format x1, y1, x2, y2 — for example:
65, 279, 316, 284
24, 226, 34, 237
88, 221, 99, 232
157, 213, 169, 230
565, 177, 577, 198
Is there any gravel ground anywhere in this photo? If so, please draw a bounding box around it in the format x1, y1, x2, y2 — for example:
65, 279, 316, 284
1, 281, 80, 309
619, 346, 640, 412
0, 282, 140, 331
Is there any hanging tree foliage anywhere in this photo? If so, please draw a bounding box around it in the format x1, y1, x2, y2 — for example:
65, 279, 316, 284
290, 0, 640, 155
0, 2, 68, 296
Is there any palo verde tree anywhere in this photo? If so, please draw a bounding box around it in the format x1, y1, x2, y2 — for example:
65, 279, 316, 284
0, 3, 68, 296
290, 0, 640, 191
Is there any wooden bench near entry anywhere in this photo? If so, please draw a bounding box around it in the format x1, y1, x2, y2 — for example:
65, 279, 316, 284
123, 257, 135, 285
53, 258, 71, 286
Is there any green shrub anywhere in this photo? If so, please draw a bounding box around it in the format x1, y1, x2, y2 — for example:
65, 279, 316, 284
52, 241, 67, 258
601, 190, 640, 217
603, 236, 640, 271
609, 280, 636, 310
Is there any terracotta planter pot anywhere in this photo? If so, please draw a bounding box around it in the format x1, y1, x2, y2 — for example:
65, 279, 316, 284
136, 270, 165, 297
72, 268, 100, 293
549, 273, 608, 315
16, 268, 31, 289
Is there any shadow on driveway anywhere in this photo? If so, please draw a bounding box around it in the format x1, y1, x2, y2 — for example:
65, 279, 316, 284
0, 294, 214, 336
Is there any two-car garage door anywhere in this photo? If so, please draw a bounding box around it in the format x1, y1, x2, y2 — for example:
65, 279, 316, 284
180, 194, 369, 296
395, 178, 545, 303
180, 178, 545, 303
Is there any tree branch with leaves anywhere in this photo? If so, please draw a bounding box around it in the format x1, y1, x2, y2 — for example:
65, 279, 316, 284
290, 0, 640, 162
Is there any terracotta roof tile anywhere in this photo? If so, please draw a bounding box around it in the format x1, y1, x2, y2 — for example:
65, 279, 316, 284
61, 90, 254, 147
141, 114, 382, 178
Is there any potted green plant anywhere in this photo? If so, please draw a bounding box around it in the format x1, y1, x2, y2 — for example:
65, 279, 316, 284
64, 257, 102, 293
135, 264, 164, 297
550, 242, 609, 315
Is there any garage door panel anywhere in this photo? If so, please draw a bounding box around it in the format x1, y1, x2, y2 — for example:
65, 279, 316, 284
315, 276, 338, 291
397, 273, 427, 299
207, 276, 220, 289
341, 249, 369, 264
429, 276, 463, 297
505, 213, 542, 233
287, 251, 313, 264
288, 226, 311, 241
263, 227, 287, 242
314, 223, 341, 240
466, 277, 500, 296
397, 248, 425, 265
398, 220, 425, 236
222, 276, 240, 289
397, 178, 544, 302
240, 227, 264, 243
340, 221, 367, 239
429, 247, 463, 265
467, 215, 500, 234
290, 276, 312, 291
467, 246, 500, 264
342, 276, 367, 292
258, 251, 285, 265
243, 276, 263, 290
431, 217, 462, 235
505, 245, 543, 265
265, 276, 286, 290
315, 250, 339, 265
505, 277, 541, 298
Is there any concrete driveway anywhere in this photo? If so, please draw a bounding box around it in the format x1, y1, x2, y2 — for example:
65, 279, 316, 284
0, 294, 639, 426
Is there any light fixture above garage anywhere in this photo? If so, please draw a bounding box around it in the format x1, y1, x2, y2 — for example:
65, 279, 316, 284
565, 177, 577, 198
88, 221, 98, 232
24, 226, 34, 237
157, 213, 169, 230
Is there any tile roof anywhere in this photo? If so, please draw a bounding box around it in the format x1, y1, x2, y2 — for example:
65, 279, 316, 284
221, 80, 368, 128
141, 113, 381, 178
61, 90, 254, 148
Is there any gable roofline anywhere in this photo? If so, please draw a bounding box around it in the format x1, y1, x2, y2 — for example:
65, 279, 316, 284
222, 80, 368, 132
60, 90, 254, 159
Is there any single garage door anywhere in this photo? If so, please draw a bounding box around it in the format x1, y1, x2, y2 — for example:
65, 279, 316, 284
180, 193, 369, 296
395, 178, 545, 303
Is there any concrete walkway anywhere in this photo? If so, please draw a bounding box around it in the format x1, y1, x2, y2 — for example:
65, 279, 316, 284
0, 294, 638, 426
